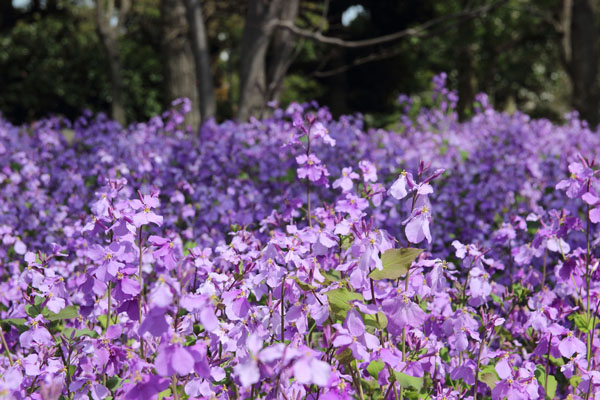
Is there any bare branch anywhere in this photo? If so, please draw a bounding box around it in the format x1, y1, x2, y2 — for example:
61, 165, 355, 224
270, 0, 506, 49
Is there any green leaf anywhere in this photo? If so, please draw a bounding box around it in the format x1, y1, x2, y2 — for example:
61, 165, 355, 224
106, 376, 122, 391
62, 327, 99, 339
334, 348, 354, 364
293, 277, 316, 291
439, 347, 450, 363
570, 313, 593, 333
490, 293, 503, 305
25, 303, 42, 317
369, 248, 423, 281
478, 365, 499, 389
392, 371, 423, 390
45, 305, 79, 321
325, 288, 364, 315
534, 365, 557, 399
364, 311, 388, 330
157, 388, 172, 399
569, 375, 582, 388
1, 318, 27, 329
97, 315, 108, 329
367, 361, 385, 378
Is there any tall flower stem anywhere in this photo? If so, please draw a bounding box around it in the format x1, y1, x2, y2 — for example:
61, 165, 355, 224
105, 281, 112, 332
369, 274, 398, 400
544, 333, 552, 397
305, 126, 312, 227
399, 269, 411, 400
138, 227, 145, 359
472, 335, 487, 400
584, 192, 592, 364
0, 326, 13, 366
281, 275, 286, 342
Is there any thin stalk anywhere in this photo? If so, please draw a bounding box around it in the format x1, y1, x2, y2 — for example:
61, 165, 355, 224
473, 335, 487, 400
584, 196, 592, 364
585, 300, 600, 400
305, 129, 312, 227
541, 249, 547, 290
171, 375, 180, 400
544, 334, 552, 397
281, 275, 286, 342
350, 363, 365, 400
105, 281, 112, 332
369, 275, 398, 399
138, 227, 145, 359
0, 326, 13, 366
399, 269, 411, 400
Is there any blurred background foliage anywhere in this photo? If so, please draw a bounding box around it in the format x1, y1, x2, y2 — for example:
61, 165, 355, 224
0, 0, 590, 127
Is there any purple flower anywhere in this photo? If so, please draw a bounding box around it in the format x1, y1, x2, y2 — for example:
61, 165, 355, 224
335, 193, 368, 220
404, 205, 432, 244
333, 167, 359, 192
19, 316, 53, 348
130, 192, 163, 227
332, 309, 379, 360
155, 339, 195, 376
558, 330, 586, 358
296, 154, 329, 183
359, 160, 377, 183
382, 290, 427, 335
149, 235, 178, 270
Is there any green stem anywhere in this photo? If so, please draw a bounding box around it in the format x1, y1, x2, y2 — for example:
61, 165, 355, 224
0, 326, 13, 366
350, 363, 365, 400
281, 275, 286, 342
105, 281, 112, 333
544, 333, 552, 398
138, 227, 145, 359
473, 335, 487, 400
399, 269, 411, 400
586, 301, 600, 400
585, 197, 592, 365
171, 375, 180, 400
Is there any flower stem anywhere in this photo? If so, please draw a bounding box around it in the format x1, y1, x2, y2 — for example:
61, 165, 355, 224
584, 196, 592, 365
544, 333, 552, 397
399, 269, 411, 400
138, 227, 145, 359
281, 275, 286, 342
0, 326, 13, 367
105, 281, 112, 333
472, 335, 487, 400
349, 362, 365, 400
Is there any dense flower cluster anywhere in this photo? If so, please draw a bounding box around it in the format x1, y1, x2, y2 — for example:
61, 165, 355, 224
1, 76, 599, 399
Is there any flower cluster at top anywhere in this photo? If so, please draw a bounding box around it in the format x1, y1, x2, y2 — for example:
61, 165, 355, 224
1, 75, 599, 400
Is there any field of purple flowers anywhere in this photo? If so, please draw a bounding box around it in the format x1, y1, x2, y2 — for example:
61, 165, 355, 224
1, 75, 600, 399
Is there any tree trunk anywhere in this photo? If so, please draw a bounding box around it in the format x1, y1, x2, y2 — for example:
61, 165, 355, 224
184, 0, 216, 123
161, 0, 201, 128
238, 0, 282, 121
95, 0, 128, 126
457, 5, 476, 121
267, 0, 300, 103
562, 0, 599, 126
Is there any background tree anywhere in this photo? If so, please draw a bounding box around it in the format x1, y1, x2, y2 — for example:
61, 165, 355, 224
1, 0, 599, 127
95, 0, 130, 125
161, 0, 201, 127
184, 0, 216, 122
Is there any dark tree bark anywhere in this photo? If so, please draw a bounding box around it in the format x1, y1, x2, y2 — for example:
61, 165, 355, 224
184, 0, 216, 123
161, 0, 201, 128
457, 6, 476, 120
267, 0, 300, 103
238, 0, 281, 121
561, 0, 599, 126
95, 0, 129, 126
